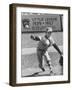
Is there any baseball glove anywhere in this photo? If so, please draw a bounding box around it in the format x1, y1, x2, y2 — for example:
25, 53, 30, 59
59, 55, 63, 66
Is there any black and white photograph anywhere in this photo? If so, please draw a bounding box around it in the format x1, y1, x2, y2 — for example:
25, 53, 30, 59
21, 13, 63, 77
9, 4, 70, 86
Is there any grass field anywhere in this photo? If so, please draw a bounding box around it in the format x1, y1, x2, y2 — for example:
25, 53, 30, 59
21, 51, 63, 77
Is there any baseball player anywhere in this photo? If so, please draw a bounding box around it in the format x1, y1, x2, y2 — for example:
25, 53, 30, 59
30, 27, 62, 74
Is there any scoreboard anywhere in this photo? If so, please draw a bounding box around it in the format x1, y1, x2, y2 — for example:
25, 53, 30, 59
21, 13, 63, 32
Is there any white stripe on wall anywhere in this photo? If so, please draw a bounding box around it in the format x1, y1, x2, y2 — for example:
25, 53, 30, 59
22, 46, 63, 55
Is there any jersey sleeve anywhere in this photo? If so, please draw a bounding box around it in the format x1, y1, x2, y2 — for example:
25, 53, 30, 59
34, 36, 42, 41
37, 36, 41, 40
50, 37, 55, 44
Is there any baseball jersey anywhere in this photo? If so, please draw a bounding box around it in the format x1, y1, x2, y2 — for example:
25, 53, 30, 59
37, 36, 55, 51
